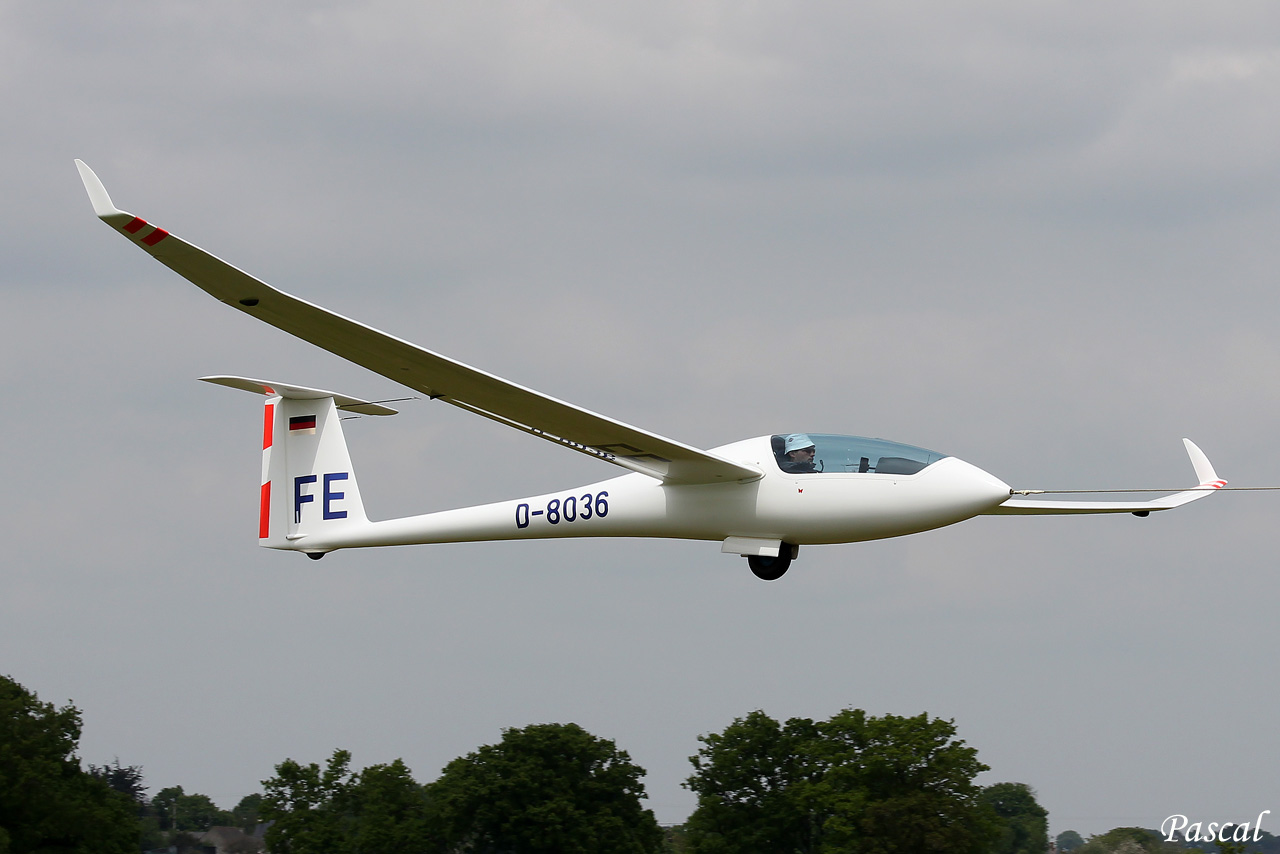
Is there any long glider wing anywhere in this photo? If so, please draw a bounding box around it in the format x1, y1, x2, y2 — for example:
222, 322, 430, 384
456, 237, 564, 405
986, 439, 1225, 515
76, 160, 761, 485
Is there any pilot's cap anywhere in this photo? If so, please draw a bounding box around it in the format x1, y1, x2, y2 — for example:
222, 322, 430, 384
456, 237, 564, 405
783, 433, 815, 453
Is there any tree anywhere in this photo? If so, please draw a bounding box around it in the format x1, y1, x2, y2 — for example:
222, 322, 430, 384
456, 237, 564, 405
0, 674, 138, 854
664, 824, 692, 853
1057, 829, 1086, 851
346, 759, 434, 854
86, 759, 147, 807
684, 708, 1001, 854
681, 710, 820, 852
261, 750, 357, 854
261, 749, 435, 854
231, 792, 264, 831
979, 782, 1048, 854
87, 759, 165, 849
1075, 827, 1178, 853
153, 784, 234, 832
152, 784, 180, 830
427, 722, 664, 854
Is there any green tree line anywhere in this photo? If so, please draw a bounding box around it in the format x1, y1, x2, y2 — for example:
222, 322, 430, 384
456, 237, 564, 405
8, 671, 1162, 854
1053, 826, 1280, 854
87, 760, 262, 850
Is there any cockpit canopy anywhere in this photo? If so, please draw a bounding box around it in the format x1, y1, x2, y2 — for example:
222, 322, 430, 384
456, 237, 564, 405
772, 433, 948, 475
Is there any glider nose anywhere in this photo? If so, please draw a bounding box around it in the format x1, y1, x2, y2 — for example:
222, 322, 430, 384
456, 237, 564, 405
934, 457, 1013, 515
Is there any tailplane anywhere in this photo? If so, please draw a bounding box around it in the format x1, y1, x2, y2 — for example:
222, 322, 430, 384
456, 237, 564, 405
200, 376, 397, 556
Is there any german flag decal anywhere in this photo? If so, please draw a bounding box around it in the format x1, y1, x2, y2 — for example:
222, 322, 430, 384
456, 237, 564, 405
289, 415, 317, 434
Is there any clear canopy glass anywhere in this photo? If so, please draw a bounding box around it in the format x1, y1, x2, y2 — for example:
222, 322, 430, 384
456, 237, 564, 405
772, 433, 948, 475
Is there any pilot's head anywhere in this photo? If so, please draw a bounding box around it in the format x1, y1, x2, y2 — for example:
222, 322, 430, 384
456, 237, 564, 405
783, 433, 816, 459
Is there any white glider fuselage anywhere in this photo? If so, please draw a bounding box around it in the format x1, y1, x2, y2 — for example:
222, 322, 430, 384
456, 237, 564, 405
292, 436, 1013, 553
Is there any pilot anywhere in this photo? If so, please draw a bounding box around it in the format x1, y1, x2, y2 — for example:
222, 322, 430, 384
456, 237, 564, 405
780, 433, 818, 473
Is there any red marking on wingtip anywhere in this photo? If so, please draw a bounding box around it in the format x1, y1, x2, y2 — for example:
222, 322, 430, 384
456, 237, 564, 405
123, 217, 147, 233
142, 228, 169, 246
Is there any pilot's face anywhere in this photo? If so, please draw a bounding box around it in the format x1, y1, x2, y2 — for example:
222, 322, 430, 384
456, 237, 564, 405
789, 446, 815, 461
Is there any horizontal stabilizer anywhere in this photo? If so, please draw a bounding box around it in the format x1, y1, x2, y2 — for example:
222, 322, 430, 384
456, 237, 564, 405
200, 376, 398, 415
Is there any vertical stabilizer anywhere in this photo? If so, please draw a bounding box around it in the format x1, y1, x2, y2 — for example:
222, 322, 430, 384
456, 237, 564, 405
200, 376, 396, 556
269, 396, 369, 552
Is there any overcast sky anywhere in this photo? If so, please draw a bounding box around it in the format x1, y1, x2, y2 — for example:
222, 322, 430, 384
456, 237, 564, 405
3, 1, 1279, 838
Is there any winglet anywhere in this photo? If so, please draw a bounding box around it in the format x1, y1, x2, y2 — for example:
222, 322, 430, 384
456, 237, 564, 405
74, 160, 127, 220
1183, 438, 1224, 487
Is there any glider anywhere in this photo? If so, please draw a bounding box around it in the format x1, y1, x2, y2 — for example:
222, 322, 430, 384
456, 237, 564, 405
76, 160, 1226, 579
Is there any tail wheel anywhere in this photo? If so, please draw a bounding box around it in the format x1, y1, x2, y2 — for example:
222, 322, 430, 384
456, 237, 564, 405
747, 547, 794, 581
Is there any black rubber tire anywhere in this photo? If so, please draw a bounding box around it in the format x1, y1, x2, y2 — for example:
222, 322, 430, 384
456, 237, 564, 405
747, 550, 792, 581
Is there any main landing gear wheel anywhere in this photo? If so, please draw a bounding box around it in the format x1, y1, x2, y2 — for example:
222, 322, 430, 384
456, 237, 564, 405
747, 547, 794, 581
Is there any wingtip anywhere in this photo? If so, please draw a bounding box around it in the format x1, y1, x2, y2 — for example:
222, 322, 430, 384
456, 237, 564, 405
75, 159, 126, 220
1182, 438, 1225, 487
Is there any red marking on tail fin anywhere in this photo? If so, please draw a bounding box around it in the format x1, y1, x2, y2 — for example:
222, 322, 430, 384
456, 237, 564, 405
142, 228, 169, 246
123, 217, 147, 233
259, 482, 271, 539
263, 402, 274, 450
